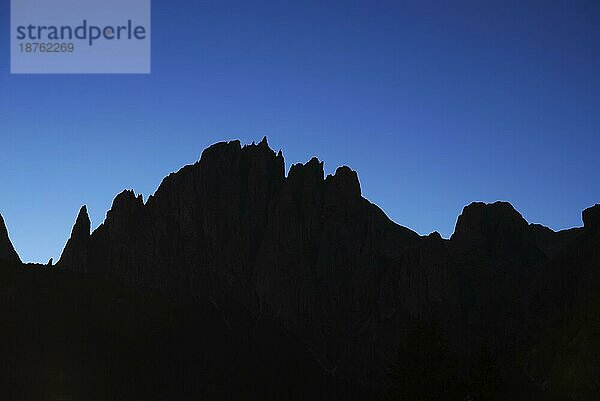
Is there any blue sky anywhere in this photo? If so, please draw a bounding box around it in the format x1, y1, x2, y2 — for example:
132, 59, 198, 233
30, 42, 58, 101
1, 0, 599, 263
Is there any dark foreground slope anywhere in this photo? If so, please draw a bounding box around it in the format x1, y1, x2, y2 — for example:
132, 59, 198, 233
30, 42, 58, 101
0, 259, 358, 401
1, 139, 599, 400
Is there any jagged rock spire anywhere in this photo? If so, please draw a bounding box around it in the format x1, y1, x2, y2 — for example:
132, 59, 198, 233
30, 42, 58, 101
0, 213, 21, 263
57, 205, 91, 271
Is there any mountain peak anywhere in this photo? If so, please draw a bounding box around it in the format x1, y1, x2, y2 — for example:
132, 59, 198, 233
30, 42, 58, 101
288, 157, 324, 181
583, 204, 600, 235
326, 166, 361, 198
200, 140, 243, 165
57, 205, 91, 270
449, 201, 540, 261
106, 190, 144, 223
0, 213, 21, 263
451, 201, 526, 240
74, 205, 91, 237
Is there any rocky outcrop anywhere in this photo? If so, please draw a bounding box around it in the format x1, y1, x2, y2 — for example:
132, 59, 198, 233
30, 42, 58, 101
0, 213, 20, 263
450, 201, 543, 262
583, 204, 600, 236
57, 206, 91, 272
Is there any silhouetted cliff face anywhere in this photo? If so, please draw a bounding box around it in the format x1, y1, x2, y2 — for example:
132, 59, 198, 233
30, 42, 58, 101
55, 139, 600, 398
57, 139, 453, 387
0, 214, 20, 263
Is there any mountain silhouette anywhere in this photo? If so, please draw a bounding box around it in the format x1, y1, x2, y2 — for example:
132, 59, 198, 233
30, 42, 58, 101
1, 139, 599, 400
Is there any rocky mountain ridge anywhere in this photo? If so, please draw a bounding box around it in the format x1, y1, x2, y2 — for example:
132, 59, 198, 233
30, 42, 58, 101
2, 139, 599, 400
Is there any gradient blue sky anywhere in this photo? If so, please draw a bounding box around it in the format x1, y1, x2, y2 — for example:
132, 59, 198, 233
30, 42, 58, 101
1, 0, 599, 263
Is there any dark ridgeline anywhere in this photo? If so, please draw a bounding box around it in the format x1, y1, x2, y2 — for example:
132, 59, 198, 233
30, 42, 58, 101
1, 139, 599, 400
